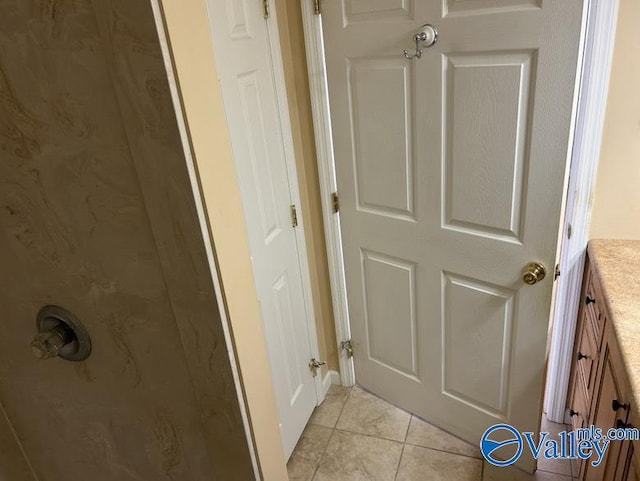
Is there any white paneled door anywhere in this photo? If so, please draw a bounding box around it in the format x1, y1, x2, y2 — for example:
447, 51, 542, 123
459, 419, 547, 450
205, 0, 319, 460
322, 1, 584, 471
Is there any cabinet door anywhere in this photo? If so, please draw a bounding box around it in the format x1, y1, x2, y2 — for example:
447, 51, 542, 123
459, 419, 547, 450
570, 370, 590, 478
627, 457, 638, 481
614, 411, 638, 481
614, 440, 636, 481
585, 344, 628, 481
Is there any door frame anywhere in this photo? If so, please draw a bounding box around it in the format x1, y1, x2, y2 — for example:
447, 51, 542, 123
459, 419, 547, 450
300, 0, 617, 395
263, 0, 328, 403
544, 0, 620, 423
300, 0, 354, 386
201, 0, 328, 406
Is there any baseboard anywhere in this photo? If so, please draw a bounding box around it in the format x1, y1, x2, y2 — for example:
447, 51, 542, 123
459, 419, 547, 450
321, 369, 341, 398
563, 408, 572, 426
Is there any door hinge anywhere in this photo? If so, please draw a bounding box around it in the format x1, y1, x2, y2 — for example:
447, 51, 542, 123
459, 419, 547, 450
340, 339, 353, 358
262, 0, 270, 19
313, 0, 321, 15
290, 204, 298, 227
331, 192, 339, 213
554, 264, 561, 281
309, 358, 326, 377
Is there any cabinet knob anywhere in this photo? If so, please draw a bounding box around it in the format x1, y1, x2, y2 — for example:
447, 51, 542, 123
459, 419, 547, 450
570, 409, 579, 417
577, 351, 588, 361
612, 399, 629, 412
616, 419, 633, 429
585, 295, 596, 305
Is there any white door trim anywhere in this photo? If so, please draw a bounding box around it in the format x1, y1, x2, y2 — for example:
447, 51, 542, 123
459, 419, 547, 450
300, 2, 355, 386
263, 4, 327, 402
544, 0, 620, 423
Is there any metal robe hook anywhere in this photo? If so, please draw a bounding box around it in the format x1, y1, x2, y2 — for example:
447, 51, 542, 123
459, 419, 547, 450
403, 24, 438, 60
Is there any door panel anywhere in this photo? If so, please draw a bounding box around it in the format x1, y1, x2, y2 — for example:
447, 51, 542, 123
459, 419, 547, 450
350, 58, 415, 219
204, 0, 318, 460
0, 1, 254, 479
444, 0, 542, 17
323, 1, 583, 472
444, 51, 533, 240
362, 250, 418, 379
344, 0, 415, 23
236, 71, 283, 241
443, 273, 515, 417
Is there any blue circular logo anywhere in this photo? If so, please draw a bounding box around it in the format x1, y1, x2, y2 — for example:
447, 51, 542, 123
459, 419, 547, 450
480, 423, 523, 467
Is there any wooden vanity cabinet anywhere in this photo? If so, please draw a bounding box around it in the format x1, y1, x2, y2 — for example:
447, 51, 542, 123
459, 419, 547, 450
567, 253, 638, 481
617, 428, 638, 481
584, 332, 630, 481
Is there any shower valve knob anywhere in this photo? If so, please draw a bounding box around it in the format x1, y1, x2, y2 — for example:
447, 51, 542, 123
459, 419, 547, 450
31, 326, 73, 360
30, 306, 92, 361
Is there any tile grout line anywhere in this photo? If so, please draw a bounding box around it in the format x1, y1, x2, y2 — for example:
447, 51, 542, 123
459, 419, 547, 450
306, 385, 488, 480
403, 416, 412, 443
537, 467, 574, 476
332, 426, 406, 445
403, 441, 483, 460
394, 443, 406, 481
329, 385, 354, 431
341, 388, 481, 458
309, 427, 334, 481
310, 386, 354, 481
334, 384, 354, 429
328, 424, 482, 462
393, 415, 414, 481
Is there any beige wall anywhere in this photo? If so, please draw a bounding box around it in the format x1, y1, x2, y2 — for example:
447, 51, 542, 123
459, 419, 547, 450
159, 0, 343, 477
590, 0, 640, 239
163, 0, 339, 384
276, 0, 339, 372
159, 1, 288, 480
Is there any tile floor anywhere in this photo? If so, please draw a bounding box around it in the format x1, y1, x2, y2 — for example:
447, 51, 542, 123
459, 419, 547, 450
287, 385, 580, 481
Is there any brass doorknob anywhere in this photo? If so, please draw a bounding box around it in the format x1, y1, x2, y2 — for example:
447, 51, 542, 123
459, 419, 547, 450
522, 262, 546, 285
